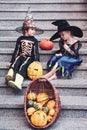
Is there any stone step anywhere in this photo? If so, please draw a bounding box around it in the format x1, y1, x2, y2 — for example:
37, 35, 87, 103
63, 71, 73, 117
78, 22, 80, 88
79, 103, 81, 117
0, 41, 87, 49
0, 36, 86, 43
0, 49, 87, 63
0, 20, 87, 31
0, 30, 87, 40
0, 109, 87, 121
0, 3, 87, 12
0, 62, 87, 78
0, 61, 87, 70
1, 68, 87, 79
0, 109, 87, 130
0, 86, 87, 97
0, 0, 87, 4
0, 48, 87, 55
0, 77, 87, 89
0, 12, 87, 21
0, 110, 87, 130
0, 31, 86, 41
0, 94, 87, 109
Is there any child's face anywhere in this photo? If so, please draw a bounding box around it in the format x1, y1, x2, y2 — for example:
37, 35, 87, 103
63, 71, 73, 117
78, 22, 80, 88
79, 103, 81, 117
25, 26, 36, 36
59, 31, 71, 41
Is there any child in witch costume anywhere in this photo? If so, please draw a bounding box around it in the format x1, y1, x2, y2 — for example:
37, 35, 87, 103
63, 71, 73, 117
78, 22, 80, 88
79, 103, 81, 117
5, 8, 44, 90
42, 20, 83, 80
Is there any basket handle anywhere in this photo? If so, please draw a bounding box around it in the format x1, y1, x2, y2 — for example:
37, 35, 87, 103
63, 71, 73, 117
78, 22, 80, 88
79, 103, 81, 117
38, 78, 47, 82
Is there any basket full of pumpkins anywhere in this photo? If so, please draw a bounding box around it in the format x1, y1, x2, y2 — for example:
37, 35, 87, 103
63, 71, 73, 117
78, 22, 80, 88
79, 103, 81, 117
24, 78, 61, 129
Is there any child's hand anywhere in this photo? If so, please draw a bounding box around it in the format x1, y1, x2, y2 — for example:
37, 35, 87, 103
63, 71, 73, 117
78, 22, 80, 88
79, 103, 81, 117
55, 53, 62, 56
6, 63, 11, 68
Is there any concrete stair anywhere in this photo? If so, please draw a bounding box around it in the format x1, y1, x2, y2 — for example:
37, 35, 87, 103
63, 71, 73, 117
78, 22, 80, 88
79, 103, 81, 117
0, 0, 87, 130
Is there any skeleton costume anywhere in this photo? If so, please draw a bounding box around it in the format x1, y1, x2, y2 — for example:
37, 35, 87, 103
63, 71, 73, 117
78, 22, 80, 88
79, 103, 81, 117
5, 8, 44, 90
10, 35, 40, 78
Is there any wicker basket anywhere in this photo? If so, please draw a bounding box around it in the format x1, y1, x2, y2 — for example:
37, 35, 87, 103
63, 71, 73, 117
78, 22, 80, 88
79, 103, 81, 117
24, 78, 61, 129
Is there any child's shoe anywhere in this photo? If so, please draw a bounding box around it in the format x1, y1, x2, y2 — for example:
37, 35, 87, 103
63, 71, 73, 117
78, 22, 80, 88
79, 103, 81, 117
8, 73, 24, 90
5, 68, 14, 83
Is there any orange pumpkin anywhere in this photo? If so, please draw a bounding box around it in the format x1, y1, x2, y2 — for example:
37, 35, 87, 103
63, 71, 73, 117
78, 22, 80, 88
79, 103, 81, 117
31, 110, 47, 126
27, 107, 36, 116
48, 108, 55, 116
36, 93, 49, 102
47, 115, 52, 123
27, 61, 43, 80
39, 39, 54, 50
27, 91, 36, 100
47, 100, 56, 109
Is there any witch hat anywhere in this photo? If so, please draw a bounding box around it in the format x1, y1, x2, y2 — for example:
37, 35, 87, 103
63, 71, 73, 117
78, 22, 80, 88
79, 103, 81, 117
50, 20, 83, 41
16, 7, 44, 35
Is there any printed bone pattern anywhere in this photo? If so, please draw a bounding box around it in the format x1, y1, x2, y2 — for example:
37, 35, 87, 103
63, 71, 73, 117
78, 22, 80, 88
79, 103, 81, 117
21, 40, 34, 57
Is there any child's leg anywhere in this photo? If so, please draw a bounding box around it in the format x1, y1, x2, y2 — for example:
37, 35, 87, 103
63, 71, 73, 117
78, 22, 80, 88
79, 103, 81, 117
8, 57, 32, 90
5, 56, 23, 83
18, 57, 33, 78
48, 73, 57, 80
11, 56, 23, 72
47, 55, 59, 71
42, 67, 59, 79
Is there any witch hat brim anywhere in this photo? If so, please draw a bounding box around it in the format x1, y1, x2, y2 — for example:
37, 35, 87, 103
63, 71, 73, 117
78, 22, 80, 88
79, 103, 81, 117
15, 26, 44, 35
50, 25, 83, 41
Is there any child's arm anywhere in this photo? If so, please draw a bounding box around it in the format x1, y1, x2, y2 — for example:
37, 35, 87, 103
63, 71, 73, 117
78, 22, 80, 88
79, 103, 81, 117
72, 41, 82, 56
64, 43, 76, 56
34, 40, 40, 61
6, 42, 20, 68
10, 37, 20, 64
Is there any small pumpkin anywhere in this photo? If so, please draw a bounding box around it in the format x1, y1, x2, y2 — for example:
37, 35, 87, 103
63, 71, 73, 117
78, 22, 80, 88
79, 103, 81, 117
27, 91, 36, 100
39, 39, 54, 50
27, 61, 43, 80
47, 100, 56, 109
48, 108, 55, 116
27, 107, 36, 116
36, 93, 49, 102
47, 115, 52, 123
31, 110, 47, 127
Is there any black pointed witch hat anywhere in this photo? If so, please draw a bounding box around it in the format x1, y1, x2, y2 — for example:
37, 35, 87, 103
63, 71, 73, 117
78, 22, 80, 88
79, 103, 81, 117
50, 20, 83, 41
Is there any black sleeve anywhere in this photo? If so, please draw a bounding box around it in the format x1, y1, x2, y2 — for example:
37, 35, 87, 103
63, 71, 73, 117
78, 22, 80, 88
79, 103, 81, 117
55, 39, 65, 54
10, 37, 20, 64
34, 40, 40, 61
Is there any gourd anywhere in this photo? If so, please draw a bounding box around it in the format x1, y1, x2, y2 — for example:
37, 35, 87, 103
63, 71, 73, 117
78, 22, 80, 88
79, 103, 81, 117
39, 39, 54, 50
27, 91, 36, 100
31, 110, 47, 126
42, 107, 49, 114
36, 93, 49, 102
47, 115, 52, 123
27, 61, 43, 80
27, 100, 34, 107
48, 108, 55, 116
33, 102, 42, 110
27, 107, 36, 116
47, 100, 56, 109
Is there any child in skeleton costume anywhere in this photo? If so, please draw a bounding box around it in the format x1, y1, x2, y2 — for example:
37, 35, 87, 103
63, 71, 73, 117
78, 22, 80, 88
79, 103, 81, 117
5, 8, 44, 90
42, 20, 83, 80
